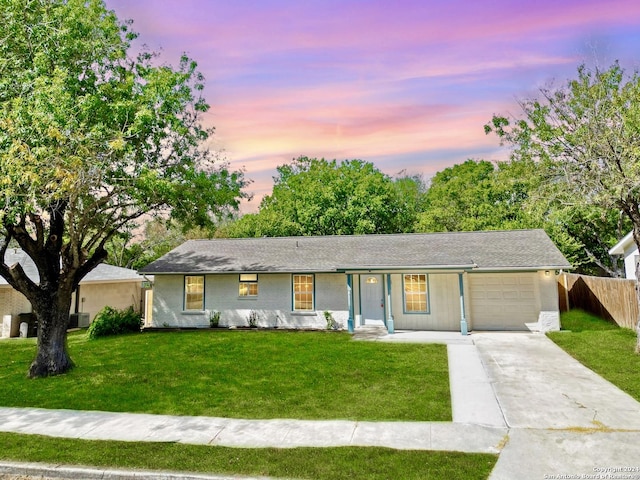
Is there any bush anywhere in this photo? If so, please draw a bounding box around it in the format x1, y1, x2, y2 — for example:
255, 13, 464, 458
324, 310, 337, 330
88, 306, 142, 339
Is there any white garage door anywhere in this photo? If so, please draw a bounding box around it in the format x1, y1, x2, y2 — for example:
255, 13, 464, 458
469, 273, 539, 330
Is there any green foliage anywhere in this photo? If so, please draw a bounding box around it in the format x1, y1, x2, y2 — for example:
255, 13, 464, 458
414, 157, 627, 276
0, 2, 247, 233
107, 218, 214, 270
0, 0, 247, 375
324, 311, 337, 330
486, 62, 640, 276
246, 310, 261, 327
87, 306, 142, 339
209, 311, 221, 328
416, 159, 531, 232
220, 157, 421, 237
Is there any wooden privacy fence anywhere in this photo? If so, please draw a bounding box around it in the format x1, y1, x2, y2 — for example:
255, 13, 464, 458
559, 273, 638, 330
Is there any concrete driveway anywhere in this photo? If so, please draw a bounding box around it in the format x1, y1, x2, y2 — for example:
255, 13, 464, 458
471, 333, 640, 479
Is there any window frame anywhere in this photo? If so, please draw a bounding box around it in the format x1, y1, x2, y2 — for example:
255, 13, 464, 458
184, 275, 205, 311
292, 274, 315, 311
238, 273, 259, 297
402, 273, 430, 314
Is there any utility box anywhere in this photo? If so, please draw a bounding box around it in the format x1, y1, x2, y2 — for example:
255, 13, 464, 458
1, 315, 11, 338
18, 313, 37, 337
69, 313, 90, 328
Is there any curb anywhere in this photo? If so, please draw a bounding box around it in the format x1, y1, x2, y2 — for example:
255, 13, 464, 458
0, 461, 274, 480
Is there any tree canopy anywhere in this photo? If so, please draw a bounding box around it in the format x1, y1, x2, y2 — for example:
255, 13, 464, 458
0, 0, 247, 377
414, 158, 628, 276
485, 62, 640, 350
219, 157, 421, 237
415, 159, 525, 232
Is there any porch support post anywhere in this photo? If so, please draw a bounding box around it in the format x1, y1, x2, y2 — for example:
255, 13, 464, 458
386, 274, 394, 334
347, 274, 354, 333
459, 273, 468, 336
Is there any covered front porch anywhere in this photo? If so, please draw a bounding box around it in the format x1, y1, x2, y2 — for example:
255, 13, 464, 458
343, 270, 470, 336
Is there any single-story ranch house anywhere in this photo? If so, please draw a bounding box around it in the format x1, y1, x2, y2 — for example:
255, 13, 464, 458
140, 229, 570, 333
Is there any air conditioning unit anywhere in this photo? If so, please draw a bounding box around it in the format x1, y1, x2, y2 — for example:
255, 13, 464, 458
69, 313, 90, 328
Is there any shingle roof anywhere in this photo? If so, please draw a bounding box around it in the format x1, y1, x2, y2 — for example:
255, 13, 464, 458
139, 229, 571, 274
0, 249, 145, 286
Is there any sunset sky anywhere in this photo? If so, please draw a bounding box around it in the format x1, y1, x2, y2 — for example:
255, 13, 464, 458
105, 0, 640, 211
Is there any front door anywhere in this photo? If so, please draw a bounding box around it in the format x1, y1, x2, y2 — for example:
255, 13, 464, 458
360, 275, 385, 325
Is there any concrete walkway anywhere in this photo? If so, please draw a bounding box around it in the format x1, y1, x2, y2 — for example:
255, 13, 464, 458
1, 331, 640, 479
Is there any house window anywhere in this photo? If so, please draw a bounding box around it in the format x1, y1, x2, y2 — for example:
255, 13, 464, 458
403, 274, 429, 313
293, 274, 314, 311
239, 273, 258, 297
184, 275, 204, 311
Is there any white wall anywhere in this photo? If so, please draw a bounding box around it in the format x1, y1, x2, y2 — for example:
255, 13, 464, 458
623, 245, 639, 280
538, 270, 560, 311
73, 281, 143, 321
0, 287, 31, 319
150, 270, 561, 332
389, 273, 462, 331
150, 273, 349, 329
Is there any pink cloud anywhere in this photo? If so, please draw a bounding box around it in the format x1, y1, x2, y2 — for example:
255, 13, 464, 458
103, 0, 640, 212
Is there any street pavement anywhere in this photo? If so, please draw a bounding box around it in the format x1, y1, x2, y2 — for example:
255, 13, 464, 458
1, 330, 639, 479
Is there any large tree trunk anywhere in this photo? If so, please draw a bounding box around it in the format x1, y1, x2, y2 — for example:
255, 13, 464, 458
634, 227, 640, 355
28, 288, 74, 378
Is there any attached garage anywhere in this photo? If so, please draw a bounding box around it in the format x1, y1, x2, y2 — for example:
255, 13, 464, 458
468, 273, 539, 330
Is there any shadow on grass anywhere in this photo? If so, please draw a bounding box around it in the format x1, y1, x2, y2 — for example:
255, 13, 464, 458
559, 309, 620, 332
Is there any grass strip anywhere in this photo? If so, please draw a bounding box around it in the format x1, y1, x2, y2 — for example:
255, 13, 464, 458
0, 432, 497, 480
0, 330, 450, 421
548, 310, 640, 401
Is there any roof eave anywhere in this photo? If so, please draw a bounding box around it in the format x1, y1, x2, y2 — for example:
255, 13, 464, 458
609, 231, 635, 255
472, 265, 571, 272
338, 264, 478, 272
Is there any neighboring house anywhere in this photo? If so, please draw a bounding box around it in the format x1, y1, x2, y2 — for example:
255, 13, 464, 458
139, 229, 571, 333
609, 231, 638, 279
72, 263, 150, 323
0, 249, 148, 337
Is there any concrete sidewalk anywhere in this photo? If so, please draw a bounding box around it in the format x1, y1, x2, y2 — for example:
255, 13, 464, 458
0, 406, 506, 453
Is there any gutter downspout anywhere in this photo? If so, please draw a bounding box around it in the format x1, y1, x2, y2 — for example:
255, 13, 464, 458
386, 274, 394, 334
459, 273, 468, 335
347, 274, 354, 333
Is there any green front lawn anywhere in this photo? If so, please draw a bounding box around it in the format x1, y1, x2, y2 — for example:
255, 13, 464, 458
548, 310, 640, 402
0, 433, 497, 480
0, 329, 450, 421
